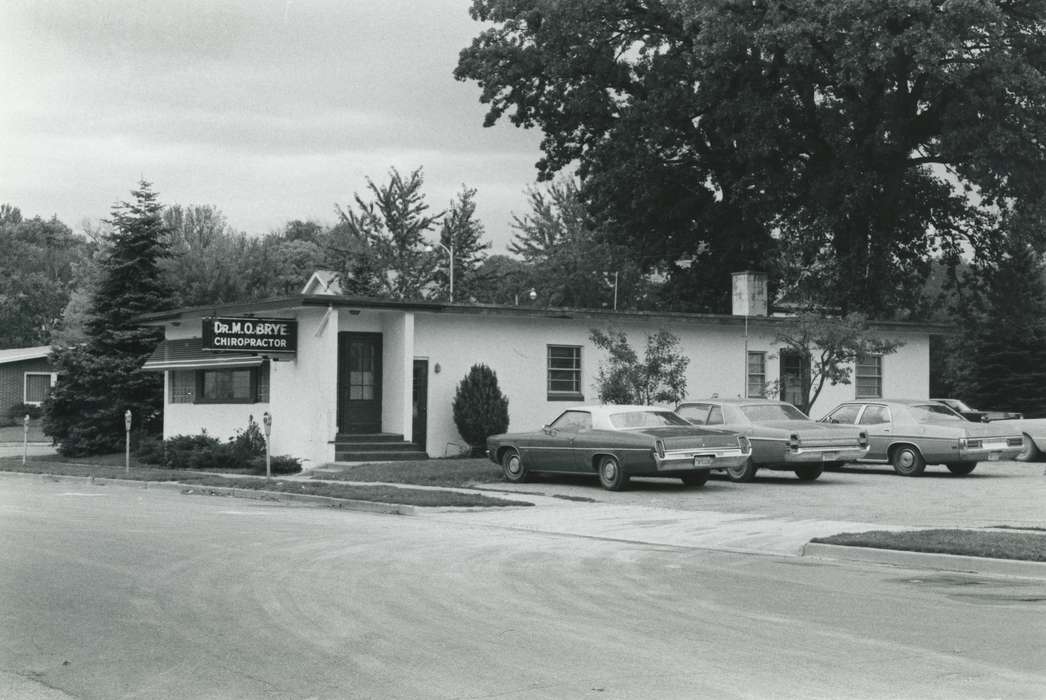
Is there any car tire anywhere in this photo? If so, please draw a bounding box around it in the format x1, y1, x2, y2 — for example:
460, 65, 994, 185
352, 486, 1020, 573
1017, 434, 1042, 462
597, 455, 629, 491
793, 465, 823, 481
501, 448, 528, 483
946, 462, 977, 476
890, 445, 926, 476
680, 471, 709, 487
725, 458, 758, 483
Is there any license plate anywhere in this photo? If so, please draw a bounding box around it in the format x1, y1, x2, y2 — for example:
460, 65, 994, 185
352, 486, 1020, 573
821, 452, 837, 461
694, 456, 713, 467
988, 452, 1001, 461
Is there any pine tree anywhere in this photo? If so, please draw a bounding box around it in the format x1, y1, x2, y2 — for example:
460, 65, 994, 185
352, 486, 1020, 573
949, 237, 1046, 418
44, 181, 174, 455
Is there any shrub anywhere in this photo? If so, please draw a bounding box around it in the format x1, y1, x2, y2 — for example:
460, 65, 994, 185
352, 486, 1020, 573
136, 436, 165, 465
452, 364, 509, 455
163, 433, 223, 470
9, 402, 43, 420
249, 455, 303, 475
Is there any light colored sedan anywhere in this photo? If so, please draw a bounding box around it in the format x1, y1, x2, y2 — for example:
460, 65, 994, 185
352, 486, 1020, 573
676, 398, 869, 482
986, 417, 1046, 462
820, 399, 1024, 476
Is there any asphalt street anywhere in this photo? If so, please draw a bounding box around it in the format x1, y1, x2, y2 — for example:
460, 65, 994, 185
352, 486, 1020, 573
1, 474, 1043, 699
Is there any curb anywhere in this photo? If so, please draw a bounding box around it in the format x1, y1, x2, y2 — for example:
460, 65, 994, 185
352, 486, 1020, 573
801, 542, 1046, 580
27, 472, 416, 516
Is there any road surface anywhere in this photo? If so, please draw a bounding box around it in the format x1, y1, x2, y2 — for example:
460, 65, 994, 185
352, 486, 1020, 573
0, 475, 1043, 699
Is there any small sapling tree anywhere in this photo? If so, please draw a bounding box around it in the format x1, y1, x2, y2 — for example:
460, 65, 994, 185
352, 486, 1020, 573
590, 329, 689, 405
452, 364, 510, 455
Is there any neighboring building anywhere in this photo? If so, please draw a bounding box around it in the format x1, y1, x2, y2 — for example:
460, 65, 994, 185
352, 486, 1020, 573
139, 273, 939, 469
0, 346, 57, 418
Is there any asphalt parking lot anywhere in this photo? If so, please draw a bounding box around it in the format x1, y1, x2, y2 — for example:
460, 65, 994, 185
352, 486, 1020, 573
479, 459, 1046, 532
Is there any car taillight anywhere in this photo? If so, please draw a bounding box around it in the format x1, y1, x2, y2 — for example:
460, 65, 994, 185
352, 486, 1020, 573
654, 439, 666, 458
858, 431, 868, 447
737, 435, 750, 453
788, 434, 801, 451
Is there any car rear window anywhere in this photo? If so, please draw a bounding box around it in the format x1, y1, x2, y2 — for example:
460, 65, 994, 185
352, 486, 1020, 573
740, 403, 808, 421
610, 410, 691, 429
910, 404, 964, 423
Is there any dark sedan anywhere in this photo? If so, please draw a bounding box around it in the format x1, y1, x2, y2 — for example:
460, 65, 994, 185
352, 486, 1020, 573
486, 405, 752, 491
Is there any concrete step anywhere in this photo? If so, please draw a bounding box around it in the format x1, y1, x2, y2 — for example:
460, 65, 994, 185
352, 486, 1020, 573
334, 449, 428, 462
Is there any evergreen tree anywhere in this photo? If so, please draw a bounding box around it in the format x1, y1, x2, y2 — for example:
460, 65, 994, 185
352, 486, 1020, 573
452, 364, 509, 454
44, 181, 174, 455
948, 236, 1046, 418
434, 186, 491, 301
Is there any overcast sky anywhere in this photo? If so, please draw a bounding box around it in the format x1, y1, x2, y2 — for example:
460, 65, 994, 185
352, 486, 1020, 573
1, 0, 544, 251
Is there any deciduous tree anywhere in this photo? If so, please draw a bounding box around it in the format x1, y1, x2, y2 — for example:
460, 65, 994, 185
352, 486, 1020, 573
456, 0, 1046, 316
590, 328, 689, 405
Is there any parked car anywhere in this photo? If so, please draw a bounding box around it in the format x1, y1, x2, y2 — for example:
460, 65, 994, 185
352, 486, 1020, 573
486, 405, 752, 491
674, 398, 869, 482
933, 398, 1023, 422
819, 399, 1024, 476
983, 417, 1046, 462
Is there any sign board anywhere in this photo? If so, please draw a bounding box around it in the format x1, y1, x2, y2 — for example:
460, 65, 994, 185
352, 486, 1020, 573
202, 317, 298, 353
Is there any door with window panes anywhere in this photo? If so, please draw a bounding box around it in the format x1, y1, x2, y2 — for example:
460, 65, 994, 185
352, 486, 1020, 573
337, 332, 382, 434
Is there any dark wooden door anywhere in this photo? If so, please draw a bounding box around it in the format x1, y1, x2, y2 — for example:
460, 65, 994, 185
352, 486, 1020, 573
412, 359, 428, 450
338, 332, 382, 434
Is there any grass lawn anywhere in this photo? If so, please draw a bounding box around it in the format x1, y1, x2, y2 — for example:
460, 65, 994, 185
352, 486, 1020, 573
0, 454, 531, 509
314, 457, 503, 487
812, 529, 1046, 562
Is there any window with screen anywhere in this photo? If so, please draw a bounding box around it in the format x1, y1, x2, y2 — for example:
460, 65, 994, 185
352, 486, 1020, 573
747, 351, 766, 398
856, 354, 883, 398
24, 373, 55, 404
547, 345, 582, 400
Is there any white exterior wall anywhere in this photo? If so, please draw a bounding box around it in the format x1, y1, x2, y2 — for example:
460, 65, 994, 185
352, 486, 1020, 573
268, 307, 339, 467
413, 313, 932, 456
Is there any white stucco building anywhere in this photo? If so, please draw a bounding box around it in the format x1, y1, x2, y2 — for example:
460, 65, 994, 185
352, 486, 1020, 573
141, 273, 937, 469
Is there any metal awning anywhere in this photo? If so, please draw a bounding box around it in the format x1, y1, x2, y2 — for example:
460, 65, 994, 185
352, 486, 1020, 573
142, 338, 263, 371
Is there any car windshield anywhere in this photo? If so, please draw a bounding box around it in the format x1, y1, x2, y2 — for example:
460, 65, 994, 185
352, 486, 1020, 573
941, 398, 972, 412
609, 410, 692, 429
909, 404, 964, 423
739, 403, 808, 422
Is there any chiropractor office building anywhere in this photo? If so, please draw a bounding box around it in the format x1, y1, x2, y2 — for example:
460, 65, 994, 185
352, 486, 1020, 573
140, 272, 935, 469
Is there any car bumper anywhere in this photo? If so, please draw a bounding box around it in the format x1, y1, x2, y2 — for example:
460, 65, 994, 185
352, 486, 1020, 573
655, 449, 750, 472
778, 445, 869, 464
957, 444, 1023, 462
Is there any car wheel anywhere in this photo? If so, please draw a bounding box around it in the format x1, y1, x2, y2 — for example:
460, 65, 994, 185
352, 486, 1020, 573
1017, 434, 1042, 462
725, 458, 758, 483
680, 471, 709, 487
794, 465, 823, 481
890, 445, 926, 476
501, 448, 528, 483
597, 455, 629, 491
946, 462, 977, 476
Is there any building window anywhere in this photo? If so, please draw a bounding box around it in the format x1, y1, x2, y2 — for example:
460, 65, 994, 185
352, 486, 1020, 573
173, 363, 269, 404
856, 354, 883, 398
747, 351, 766, 398
547, 345, 582, 400
169, 370, 194, 403
24, 372, 57, 405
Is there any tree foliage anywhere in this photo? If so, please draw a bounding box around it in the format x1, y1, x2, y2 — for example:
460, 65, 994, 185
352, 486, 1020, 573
590, 328, 689, 405
44, 181, 174, 455
329, 167, 444, 299
435, 186, 492, 301
774, 312, 902, 415
0, 206, 92, 348
944, 225, 1046, 417
509, 178, 651, 309
456, 0, 1046, 316
452, 364, 510, 453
